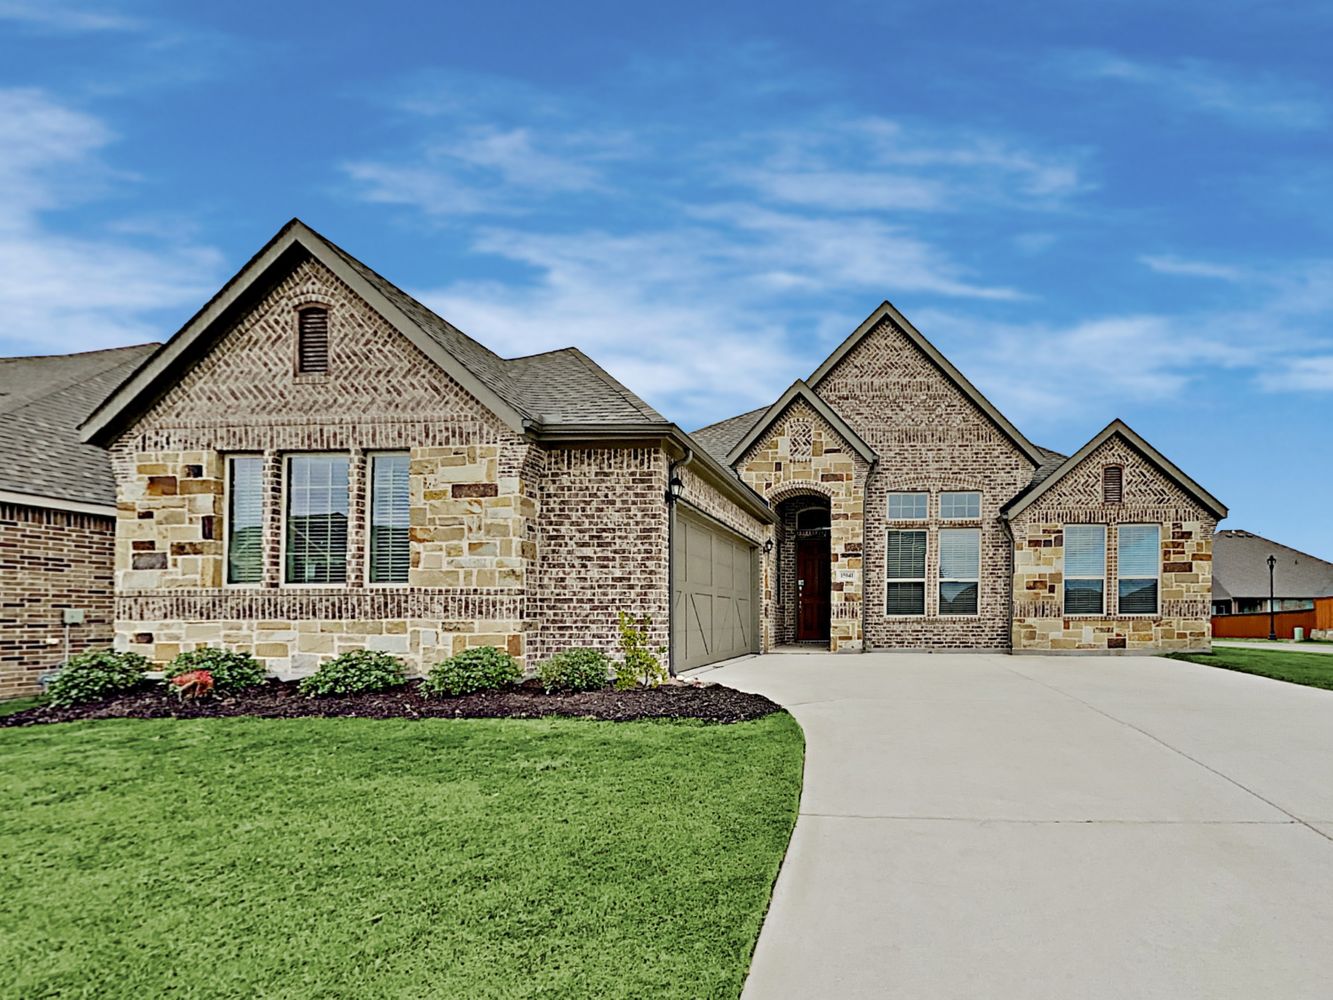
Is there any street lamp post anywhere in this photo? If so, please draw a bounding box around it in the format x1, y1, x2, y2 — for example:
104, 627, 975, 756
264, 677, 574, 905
1267, 554, 1277, 641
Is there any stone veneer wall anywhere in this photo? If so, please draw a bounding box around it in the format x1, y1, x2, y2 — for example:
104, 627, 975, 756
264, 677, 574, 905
813, 317, 1036, 650
0, 503, 115, 697
1010, 435, 1215, 652
531, 446, 670, 664
735, 398, 868, 652
109, 255, 539, 677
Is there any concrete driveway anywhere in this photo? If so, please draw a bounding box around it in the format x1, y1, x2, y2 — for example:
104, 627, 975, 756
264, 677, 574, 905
706, 652, 1333, 999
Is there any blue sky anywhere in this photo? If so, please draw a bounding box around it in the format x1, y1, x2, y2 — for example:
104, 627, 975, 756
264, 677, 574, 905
2, 0, 1331, 558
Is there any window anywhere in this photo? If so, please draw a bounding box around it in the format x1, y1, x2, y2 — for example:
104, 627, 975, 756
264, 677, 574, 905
1103, 465, 1123, 504
940, 491, 981, 519
886, 529, 927, 615
888, 491, 928, 519
368, 453, 410, 584
1064, 524, 1106, 614
285, 455, 349, 584
1117, 524, 1160, 614
796, 506, 830, 532
297, 307, 329, 374
939, 528, 980, 615
226, 456, 263, 585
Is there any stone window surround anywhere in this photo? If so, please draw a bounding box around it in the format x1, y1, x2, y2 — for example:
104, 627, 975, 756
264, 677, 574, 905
223, 447, 406, 591
1059, 520, 1165, 619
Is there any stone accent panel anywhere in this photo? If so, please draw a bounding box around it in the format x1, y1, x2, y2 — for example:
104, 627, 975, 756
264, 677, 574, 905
116, 451, 224, 591
1010, 435, 1215, 652
735, 398, 868, 652
813, 317, 1036, 650
0, 503, 115, 698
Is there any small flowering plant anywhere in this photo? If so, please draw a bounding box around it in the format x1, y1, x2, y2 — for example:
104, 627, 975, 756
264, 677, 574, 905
169, 669, 214, 700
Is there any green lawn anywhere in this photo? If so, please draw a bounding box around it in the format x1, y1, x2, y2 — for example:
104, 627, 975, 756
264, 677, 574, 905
0, 714, 803, 999
1170, 648, 1333, 691
0, 696, 45, 718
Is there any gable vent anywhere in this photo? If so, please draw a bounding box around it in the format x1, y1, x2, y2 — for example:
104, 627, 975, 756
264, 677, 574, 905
1103, 464, 1123, 504
297, 308, 329, 374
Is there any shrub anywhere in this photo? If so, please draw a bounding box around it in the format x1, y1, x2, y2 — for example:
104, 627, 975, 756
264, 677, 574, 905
165, 648, 266, 693
422, 646, 522, 698
615, 612, 668, 689
46, 650, 149, 707
169, 670, 214, 700
296, 650, 406, 697
538, 648, 611, 693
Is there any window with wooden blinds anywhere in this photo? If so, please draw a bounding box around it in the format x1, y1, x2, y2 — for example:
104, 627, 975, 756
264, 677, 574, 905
297, 308, 329, 374
1103, 465, 1123, 504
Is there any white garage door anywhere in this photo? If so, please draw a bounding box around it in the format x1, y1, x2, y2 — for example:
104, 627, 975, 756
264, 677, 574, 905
672, 508, 757, 671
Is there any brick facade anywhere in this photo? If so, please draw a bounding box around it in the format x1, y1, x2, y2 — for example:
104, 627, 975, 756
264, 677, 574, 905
1009, 436, 1215, 652
0, 503, 115, 697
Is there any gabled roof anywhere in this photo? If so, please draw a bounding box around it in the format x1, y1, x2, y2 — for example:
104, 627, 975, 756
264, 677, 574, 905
81, 219, 670, 445
725, 380, 878, 467
807, 300, 1046, 467
0, 344, 157, 511
691, 406, 768, 465
1212, 530, 1333, 601
1003, 419, 1228, 520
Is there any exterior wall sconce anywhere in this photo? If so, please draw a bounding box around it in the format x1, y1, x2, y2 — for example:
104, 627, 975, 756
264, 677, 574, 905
665, 474, 685, 504
763, 539, 774, 554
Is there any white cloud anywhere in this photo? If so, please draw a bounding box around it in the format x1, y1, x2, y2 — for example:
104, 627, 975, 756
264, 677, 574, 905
0, 88, 221, 355
1259, 356, 1333, 391
1140, 255, 1248, 282
0, 1, 141, 32
1069, 52, 1325, 129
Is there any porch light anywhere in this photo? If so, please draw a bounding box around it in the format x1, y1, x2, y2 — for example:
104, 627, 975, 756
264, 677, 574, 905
763, 539, 774, 554
666, 474, 685, 504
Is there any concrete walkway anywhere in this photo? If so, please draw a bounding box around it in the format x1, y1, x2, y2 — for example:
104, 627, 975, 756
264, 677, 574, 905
706, 652, 1333, 999
1214, 639, 1333, 655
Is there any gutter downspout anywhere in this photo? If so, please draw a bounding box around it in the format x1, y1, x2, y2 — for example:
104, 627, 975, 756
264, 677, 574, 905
666, 445, 694, 677
860, 456, 879, 653
1000, 515, 1016, 653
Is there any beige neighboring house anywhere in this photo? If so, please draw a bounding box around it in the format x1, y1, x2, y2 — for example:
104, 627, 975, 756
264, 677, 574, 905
55, 218, 1226, 690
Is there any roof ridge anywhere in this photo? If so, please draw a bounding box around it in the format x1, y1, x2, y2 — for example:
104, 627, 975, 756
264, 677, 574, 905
0, 342, 158, 364
563, 347, 666, 424
1217, 530, 1333, 567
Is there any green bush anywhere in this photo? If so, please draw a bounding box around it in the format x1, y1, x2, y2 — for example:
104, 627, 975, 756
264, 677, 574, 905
615, 612, 668, 689
538, 649, 611, 693
46, 650, 149, 707
422, 646, 522, 698
296, 650, 406, 697
165, 648, 267, 693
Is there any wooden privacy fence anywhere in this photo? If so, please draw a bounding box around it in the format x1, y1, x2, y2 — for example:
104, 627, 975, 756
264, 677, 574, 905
1317, 597, 1333, 632
1212, 608, 1318, 640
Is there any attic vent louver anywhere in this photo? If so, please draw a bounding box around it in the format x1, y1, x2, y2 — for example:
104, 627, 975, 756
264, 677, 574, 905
1103, 464, 1123, 504
297, 308, 329, 374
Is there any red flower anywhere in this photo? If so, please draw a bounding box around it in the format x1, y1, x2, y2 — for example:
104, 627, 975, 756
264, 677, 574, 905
170, 669, 214, 698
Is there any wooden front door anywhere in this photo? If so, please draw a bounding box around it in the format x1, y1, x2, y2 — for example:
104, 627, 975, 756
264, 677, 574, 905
796, 536, 830, 641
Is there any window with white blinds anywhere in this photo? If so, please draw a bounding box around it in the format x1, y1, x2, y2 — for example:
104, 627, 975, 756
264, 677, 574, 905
1118, 524, 1160, 614
285, 455, 349, 584
939, 528, 980, 615
886, 529, 927, 615
297, 308, 329, 374
1064, 524, 1106, 614
369, 453, 410, 584
227, 456, 263, 585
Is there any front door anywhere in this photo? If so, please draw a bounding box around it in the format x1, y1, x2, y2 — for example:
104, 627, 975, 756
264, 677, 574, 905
796, 536, 830, 641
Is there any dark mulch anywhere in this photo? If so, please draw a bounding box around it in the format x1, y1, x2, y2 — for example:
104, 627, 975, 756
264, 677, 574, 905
0, 678, 780, 728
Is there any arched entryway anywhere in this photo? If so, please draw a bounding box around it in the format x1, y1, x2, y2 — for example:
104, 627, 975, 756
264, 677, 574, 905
775, 494, 831, 646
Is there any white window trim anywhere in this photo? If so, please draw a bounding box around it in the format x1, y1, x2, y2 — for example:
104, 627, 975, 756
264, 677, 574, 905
223, 454, 264, 589
887, 490, 929, 521
364, 450, 411, 588
1063, 524, 1107, 616
1116, 523, 1161, 617
939, 490, 982, 521
280, 452, 351, 589
938, 527, 980, 617
885, 528, 928, 617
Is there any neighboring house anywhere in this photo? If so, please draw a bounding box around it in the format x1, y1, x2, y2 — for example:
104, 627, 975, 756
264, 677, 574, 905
72, 219, 1225, 682
1211, 529, 1333, 615
0, 344, 157, 696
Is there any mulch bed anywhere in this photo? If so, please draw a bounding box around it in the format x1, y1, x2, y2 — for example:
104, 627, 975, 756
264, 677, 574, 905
0, 678, 780, 728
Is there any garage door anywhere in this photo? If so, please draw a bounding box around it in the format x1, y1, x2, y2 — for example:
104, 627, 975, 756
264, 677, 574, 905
672, 508, 757, 671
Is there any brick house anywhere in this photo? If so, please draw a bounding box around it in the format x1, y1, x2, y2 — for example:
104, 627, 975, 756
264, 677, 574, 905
0, 344, 156, 696
69, 219, 1224, 683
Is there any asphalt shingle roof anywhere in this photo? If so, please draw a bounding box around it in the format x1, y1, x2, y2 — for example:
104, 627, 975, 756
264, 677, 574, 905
0, 344, 157, 506
690, 407, 768, 464
1212, 530, 1333, 601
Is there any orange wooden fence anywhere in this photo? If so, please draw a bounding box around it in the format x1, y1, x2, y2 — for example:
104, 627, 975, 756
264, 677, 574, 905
1317, 597, 1333, 632
1211, 609, 1318, 639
